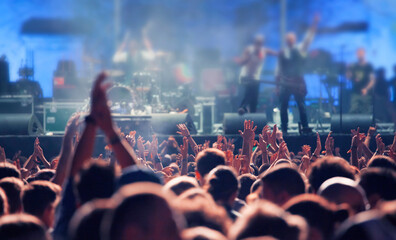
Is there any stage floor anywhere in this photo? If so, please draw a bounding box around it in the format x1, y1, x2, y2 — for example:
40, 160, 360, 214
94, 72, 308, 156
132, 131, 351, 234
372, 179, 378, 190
0, 133, 394, 161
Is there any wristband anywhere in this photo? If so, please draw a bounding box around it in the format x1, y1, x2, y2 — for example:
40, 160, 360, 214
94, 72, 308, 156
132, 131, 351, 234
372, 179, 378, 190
109, 135, 121, 145
85, 115, 96, 125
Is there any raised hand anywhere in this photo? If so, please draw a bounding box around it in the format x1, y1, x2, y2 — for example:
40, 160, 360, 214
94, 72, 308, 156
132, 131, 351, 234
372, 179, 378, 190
302, 145, 312, 157
180, 137, 189, 175
325, 131, 334, 156
269, 125, 279, 150
375, 134, 385, 155
176, 124, 190, 137
257, 134, 268, 153
194, 144, 204, 155
262, 125, 270, 142
313, 132, 321, 158
126, 131, 136, 147
367, 126, 377, 137
90, 72, 113, 133
239, 120, 257, 141
149, 135, 159, 160
65, 113, 80, 138
180, 137, 188, 160
137, 136, 146, 159
278, 142, 290, 160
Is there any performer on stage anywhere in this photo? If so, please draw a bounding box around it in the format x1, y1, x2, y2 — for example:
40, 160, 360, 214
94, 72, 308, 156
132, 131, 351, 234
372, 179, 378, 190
236, 35, 277, 115
276, 14, 319, 134
346, 48, 376, 114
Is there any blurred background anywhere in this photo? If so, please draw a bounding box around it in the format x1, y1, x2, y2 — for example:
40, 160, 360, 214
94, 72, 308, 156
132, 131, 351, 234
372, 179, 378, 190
0, 0, 395, 135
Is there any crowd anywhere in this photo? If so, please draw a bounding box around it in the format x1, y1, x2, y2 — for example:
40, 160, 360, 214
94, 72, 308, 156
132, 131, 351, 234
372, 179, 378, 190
0, 72, 395, 240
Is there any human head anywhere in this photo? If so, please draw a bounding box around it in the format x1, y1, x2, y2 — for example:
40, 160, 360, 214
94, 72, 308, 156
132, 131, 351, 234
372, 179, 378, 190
205, 166, 239, 206
356, 48, 366, 62
117, 165, 163, 189
284, 194, 349, 240
260, 166, 305, 206
0, 163, 20, 180
69, 199, 111, 240
229, 200, 307, 240
32, 169, 55, 182
286, 32, 297, 48
175, 192, 231, 235
238, 174, 257, 201
21, 181, 61, 228
318, 177, 368, 214
0, 177, 24, 213
75, 160, 115, 204
358, 168, 396, 208
0, 214, 49, 240
308, 156, 355, 193
164, 176, 199, 196
103, 182, 181, 240
367, 155, 396, 172
195, 148, 226, 184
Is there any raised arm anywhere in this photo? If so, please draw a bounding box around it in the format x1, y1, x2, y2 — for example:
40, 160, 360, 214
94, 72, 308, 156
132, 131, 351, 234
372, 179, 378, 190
90, 72, 138, 169
301, 13, 320, 52
239, 120, 257, 172
52, 114, 80, 185
177, 124, 198, 154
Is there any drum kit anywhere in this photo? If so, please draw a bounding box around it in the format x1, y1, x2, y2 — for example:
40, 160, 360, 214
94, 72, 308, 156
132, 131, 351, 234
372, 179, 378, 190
106, 68, 179, 115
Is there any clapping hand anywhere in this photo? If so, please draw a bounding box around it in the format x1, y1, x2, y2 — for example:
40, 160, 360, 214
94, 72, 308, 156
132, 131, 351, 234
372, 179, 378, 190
375, 134, 385, 155
90, 72, 113, 134
126, 131, 136, 147
313, 132, 321, 158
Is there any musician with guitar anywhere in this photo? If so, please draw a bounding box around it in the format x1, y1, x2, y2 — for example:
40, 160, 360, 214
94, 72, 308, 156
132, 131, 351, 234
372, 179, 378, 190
276, 14, 320, 134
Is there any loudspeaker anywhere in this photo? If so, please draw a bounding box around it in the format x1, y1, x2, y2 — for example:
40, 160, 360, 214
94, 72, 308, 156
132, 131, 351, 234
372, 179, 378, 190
151, 113, 197, 135
223, 113, 267, 135
112, 115, 152, 137
331, 114, 373, 133
0, 114, 43, 135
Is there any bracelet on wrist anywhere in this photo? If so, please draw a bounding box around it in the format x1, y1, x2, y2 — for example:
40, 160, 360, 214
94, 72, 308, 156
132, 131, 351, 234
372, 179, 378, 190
85, 115, 96, 125
108, 134, 121, 146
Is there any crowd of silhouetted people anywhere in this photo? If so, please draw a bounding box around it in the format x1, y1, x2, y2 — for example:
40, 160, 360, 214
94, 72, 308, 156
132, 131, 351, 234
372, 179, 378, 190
0, 72, 395, 240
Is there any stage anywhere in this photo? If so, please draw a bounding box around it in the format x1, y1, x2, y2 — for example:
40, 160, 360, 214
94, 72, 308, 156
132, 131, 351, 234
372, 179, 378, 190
1, 133, 394, 161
